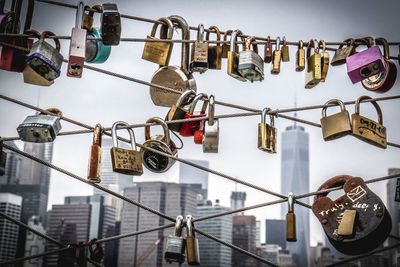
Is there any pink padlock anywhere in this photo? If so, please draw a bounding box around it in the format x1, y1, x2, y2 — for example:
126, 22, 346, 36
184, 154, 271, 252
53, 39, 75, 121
346, 38, 385, 84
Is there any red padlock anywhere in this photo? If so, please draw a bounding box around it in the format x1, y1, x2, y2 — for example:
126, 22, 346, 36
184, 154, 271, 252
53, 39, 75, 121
193, 119, 205, 144
179, 93, 208, 137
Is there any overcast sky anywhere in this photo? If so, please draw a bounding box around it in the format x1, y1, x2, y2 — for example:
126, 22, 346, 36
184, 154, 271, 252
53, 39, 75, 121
1, 0, 400, 246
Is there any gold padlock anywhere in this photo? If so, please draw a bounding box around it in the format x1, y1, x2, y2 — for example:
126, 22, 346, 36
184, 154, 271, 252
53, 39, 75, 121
221, 29, 232, 58
87, 124, 103, 183
305, 39, 322, 89
206, 26, 222, 70
320, 99, 352, 141
286, 192, 297, 242
271, 37, 281, 75
281, 36, 290, 62
331, 38, 355, 66
227, 29, 246, 82
295, 40, 305, 72
258, 108, 277, 153
319, 40, 330, 82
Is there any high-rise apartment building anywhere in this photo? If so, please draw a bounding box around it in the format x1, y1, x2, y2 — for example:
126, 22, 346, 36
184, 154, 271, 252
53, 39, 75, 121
265, 219, 286, 249
179, 160, 209, 202
230, 191, 246, 215
232, 215, 257, 267
24, 216, 46, 267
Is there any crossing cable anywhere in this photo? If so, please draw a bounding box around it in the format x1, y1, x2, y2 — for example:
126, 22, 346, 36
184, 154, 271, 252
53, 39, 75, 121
0, 247, 70, 266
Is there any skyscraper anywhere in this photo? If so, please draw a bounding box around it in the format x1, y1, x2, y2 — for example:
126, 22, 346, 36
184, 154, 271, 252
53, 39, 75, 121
179, 160, 209, 201
0, 141, 23, 185
230, 191, 246, 215
386, 168, 400, 265
232, 215, 257, 267
24, 216, 46, 267
281, 125, 310, 267
265, 219, 286, 249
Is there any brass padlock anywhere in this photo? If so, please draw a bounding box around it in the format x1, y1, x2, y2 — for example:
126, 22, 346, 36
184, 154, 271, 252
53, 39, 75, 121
83, 4, 96, 30
271, 37, 281, 75
238, 36, 264, 82
185, 215, 200, 265
264, 36, 273, 63
295, 40, 305, 72
110, 121, 143, 176
319, 40, 330, 82
87, 124, 103, 183
221, 29, 232, 58
337, 210, 357, 236
258, 108, 277, 153
331, 38, 355, 66
351, 95, 387, 148
150, 15, 197, 107
305, 39, 322, 89
206, 26, 222, 70
286, 192, 297, 242
281, 36, 290, 62
227, 29, 246, 82
320, 99, 352, 141
189, 23, 208, 73
166, 90, 196, 132
142, 17, 174, 66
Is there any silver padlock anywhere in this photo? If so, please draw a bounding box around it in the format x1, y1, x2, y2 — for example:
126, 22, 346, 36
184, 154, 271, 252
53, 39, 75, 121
203, 95, 219, 153
0, 140, 6, 176
67, 1, 87, 78
238, 36, 264, 82
189, 23, 208, 73
141, 117, 177, 173
17, 108, 62, 143
165, 215, 186, 265
101, 3, 121, 46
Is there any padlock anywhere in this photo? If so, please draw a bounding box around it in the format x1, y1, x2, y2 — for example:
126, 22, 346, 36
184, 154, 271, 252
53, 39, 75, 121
395, 179, 400, 202
351, 95, 387, 149
238, 36, 264, 82
221, 29, 232, 58
101, 3, 121, 45
150, 15, 197, 107
203, 95, 219, 153
83, 4, 96, 30
346, 38, 385, 83
193, 119, 205, 145
264, 36, 273, 63
189, 24, 208, 73
67, 1, 87, 78
258, 108, 277, 153
87, 124, 103, 183
88, 239, 104, 263
26, 31, 63, 81
142, 17, 174, 66
319, 40, 330, 82
141, 117, 177, 173
206, 26, 222, 70
0, 139, 7, 176
227, 29, 246, 82
281, 36, 290, 62
271, 37, 281, 75
179, 93, 208, 137
295, 40, 305, 72
361, 38, 397, 93
166, 90, 196, 132
312, 174, 391, 255
305, 39, 322, 89
186, 215, 200, 265
320, 99, 352, 141
17, 108, 62, 143
69, 242, 87, 267
331, 38, 355, 66
110, 121, 143, 176
165, 215, 186, 264
286, 192, 297, 242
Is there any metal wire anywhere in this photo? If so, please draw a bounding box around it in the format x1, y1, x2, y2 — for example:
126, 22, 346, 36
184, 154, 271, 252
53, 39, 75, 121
0, 247, 70, 266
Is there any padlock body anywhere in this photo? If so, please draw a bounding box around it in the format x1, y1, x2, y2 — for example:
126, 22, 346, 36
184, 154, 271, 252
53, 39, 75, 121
142, 35, 173, 66
23, 65, 54, 86
321, 51, 330, 82
186, 236, 200, 265
164, 235, 186, 264
361, 60, 397, 93
331, 46, 354, 66
17, 114, 62, 143
207, 45, 222, 69
258, 123, 276, 153
179, 112, 206, 137
271, 50, 281, 74
110, 147, 143, 175
0, 37, 33, 72
101, 4, 121, 45
281, 45, 290, 62
85, 28, 111, 64
166, 105, 188, 132
67, 28, 87, 78
88, 145, 102, 182
238, 51, 264, 82
320, 110, 352, 141
190, 42, 208, 73
351, 114, 387, 148
0, 151, 7, 176
227, 51, 246, 81
305, 53, 322, 89
141, 136, 177, 173
346, 46, 385, 83
221, 43, 230, 58
296, 48, 305, 71
203, 120, 219, 153
286, 212, 297, 242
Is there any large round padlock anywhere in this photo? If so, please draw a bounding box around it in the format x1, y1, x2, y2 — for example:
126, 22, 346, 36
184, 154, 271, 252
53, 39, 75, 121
141, 117, 177, 173
312, 175, 391, 255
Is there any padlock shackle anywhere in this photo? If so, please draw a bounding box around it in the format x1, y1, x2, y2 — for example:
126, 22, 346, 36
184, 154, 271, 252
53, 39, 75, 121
306, 39, 318, 58
169, 15, 190, 75
245, 36, 258, 53
175, 89, 196, 108
111, 121, 137, 150
375, 37, 390, 60
75, 1, 85, 29
287, 192, 295, 213
186, 214, 194, 237
230, 29, 243, 52
40, 31, 61, 51
205, 25, 221, 46
298, 40, 303, 49
174, 215, 184, 237
196, 23, 204, 42
87, 4, 103, 18
321, 99, 346, 118
40, 107, 63, 117
144, 117, 170, 144
189, 93, 208, 114
275, 37, 281, 51
151, 17, 174, 40
338, 38, 355, 50
314, 174, 354, 201
223, 29, 233, 42
25, 28, 40, 38
355, 95, 383, 125
92, 123, 102, 147
22, 0, 34, 33
207, 95, 216, 126
353, 38, 371, 53
319, 40, 326, 53
261, 108, 274, 127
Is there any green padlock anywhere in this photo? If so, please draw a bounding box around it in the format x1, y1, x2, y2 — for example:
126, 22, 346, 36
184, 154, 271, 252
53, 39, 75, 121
85, 27, 111, 63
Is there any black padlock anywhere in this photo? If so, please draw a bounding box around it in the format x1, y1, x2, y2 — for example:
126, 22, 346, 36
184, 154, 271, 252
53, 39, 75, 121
165, 215, 186, 264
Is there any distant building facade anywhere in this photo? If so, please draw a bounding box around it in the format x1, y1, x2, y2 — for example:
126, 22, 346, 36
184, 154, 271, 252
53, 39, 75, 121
232, 215, 257, 267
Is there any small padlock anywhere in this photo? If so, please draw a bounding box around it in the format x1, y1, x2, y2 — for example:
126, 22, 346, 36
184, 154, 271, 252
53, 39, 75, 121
142, 17, 174, 66
101, 3, 121, 45
264, 36, 273, 63
110, 121, 143, 176
26, 31, 63, 81
271, 37, 281, 75
203, 95, 219, 153
320, 99, 352, 141
319, 40, 330, 82
166, 90, 196, 132
165, 215, 186, 265
193, 119, 205, 145
0, 139, 7, 176
179, 93, 208, 137
351, 95, 387, 149
361, 38, 397, 93
227, 29, 246, 82
281, 36, 290, 62
87, 124, 102, 183
67, 1, 87, 78
186, 215, 200, 265
286, 192, 297, 242
258, 108, 277, 153
395, 179, 400, 202
88, 239, 104, 263
305, 39, 322, 89
346, 38, 385, 83
295, 40, 305, 72
331, 38, 355, 66
17, 108, 62, 143
238, 36, 264, 82
206, 26, 222, 70
69, 242, 87, 267
141, 117, 177, 173
312, 175, 391, 255
189, 24, 208, 73
221, 29, 232, 58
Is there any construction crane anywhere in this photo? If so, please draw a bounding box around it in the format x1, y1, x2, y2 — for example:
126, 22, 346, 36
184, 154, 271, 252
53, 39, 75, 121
133, 235, 165, 267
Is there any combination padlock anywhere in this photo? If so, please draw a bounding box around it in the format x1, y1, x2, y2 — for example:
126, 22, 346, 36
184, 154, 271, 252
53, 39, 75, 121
203, 95, 219, 153
186, 215, 200, 265
305, 39, 322, 89
238, 36, 264, 82
166, 90, 196, 132
189, 23, 208, 73
258, 108, 277, 153
87, 124, 103, 183
110, 121, 143, 176
165, 215, 186, 265
227, 29, 246, 81
17, 108, 62, 143
179, 93, 208, 137
331, 38, 355, 66
141, 117, 177, 173
101, 3, 121, 45
320, 99, 352, 141
206, 26, 222, 70
286, 192, 297, 242
0, 139, 7, 176
221, 29, 232, 59
271, 37, 281, 75
295, 40, 305, 72
351, 95, 387, 149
